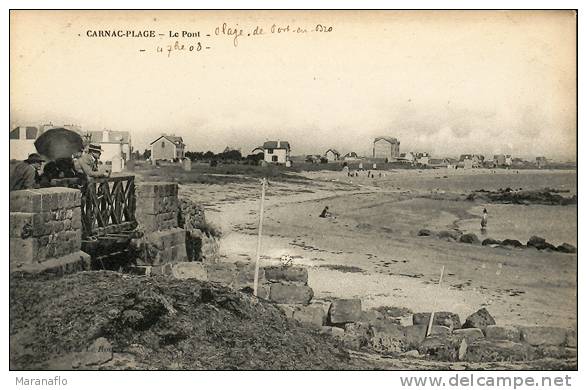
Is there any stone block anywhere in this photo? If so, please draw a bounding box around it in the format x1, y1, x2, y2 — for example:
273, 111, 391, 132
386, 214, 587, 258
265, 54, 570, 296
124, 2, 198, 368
464, 339, 537, 362
370, 321, 405, 354
206, 263, 237, 285
10, 188, 80, 212
263, 266, 308, 284
269, 284, 313, 304
484, 325, 521, 342
10, 238, 40, 264
417, 335, 465, 362
171, 244, 188, 262
276, 304, 297, 319
519, 326, 567, 346
256, 284, 271, 300
343, 322, 371, 350
135, 182, 178, 198
233, 264, 266, 289
413, 311, 461, 330
136, 213, 179, 233
430, 325, 452, 336
136, 196, 179, 215
453, 328, 485, 342
360, 308, 385, 325
320, 326, 345, 338
462, 308, 495, 332
293, 305, 326, 327
403, 325, 428, 349
328, 299, 362, 324
171, 262, 207, 280
10, 250, 91, 275
566, 329, 577, 348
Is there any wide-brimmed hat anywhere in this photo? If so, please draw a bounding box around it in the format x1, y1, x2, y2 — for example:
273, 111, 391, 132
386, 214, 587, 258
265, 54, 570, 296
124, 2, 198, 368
88, 143, 103, 153
25, 153, 45, 163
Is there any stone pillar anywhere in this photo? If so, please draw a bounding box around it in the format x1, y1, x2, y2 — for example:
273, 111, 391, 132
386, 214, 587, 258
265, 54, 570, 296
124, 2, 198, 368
9, 188, 90, 274
134, 182, 187, 266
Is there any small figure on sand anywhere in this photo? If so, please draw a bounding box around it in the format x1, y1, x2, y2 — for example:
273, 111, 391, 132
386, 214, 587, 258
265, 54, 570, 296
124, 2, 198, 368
481, 208, 488, 230
319, 206, 333, 218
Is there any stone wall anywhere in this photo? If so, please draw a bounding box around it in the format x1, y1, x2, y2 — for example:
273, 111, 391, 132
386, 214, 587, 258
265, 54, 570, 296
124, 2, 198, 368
9, 188, 90, 274
133, 182, 187, 267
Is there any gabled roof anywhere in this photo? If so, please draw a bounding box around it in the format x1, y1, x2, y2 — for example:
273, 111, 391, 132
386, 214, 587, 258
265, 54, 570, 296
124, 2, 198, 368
150, 135, 185, 146
325, 148, 340, 155
262, 140, 290, 150
374, 136, 400, 144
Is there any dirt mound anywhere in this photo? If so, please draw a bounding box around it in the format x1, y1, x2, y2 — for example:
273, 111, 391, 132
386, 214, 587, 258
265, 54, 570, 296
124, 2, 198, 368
9, 271, 357, 370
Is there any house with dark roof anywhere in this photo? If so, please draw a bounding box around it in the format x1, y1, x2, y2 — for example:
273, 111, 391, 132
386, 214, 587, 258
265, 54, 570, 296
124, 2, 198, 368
150, 134, 186, 161
260, 140, 290, 164
324, 148, 340, 161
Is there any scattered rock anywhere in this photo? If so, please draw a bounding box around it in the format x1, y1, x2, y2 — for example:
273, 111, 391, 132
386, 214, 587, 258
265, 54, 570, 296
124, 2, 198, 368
369, 321, 405, 354
264, 266, 308, 284
557, 243, 577, 254
328, 299, 362, 324
459, 233, 480, 244
519, 326, 567, 346
485, 325, 521, 342
481, 238, 501, 246
269, 284, 314, 304
293, 305, 326, 327
343, 322, 371, 350
462, 308, 495, 332
402, 350, 421, 358
413, 312, 461, 330
417, 229, 434, 237
430, 325, 451, 336
320, 326, 345, 338
171, 262, 207, 280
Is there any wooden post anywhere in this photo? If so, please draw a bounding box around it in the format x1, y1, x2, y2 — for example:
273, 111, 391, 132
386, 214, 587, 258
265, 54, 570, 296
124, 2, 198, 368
426, 265, 445, 337
253, 178, 267, 297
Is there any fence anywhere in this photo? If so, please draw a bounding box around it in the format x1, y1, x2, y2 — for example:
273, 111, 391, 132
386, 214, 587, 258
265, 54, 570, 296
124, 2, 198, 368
81, 176, 137, 238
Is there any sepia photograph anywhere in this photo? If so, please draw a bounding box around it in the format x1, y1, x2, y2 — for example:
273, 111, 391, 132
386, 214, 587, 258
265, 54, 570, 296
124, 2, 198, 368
7, 7, 578, 379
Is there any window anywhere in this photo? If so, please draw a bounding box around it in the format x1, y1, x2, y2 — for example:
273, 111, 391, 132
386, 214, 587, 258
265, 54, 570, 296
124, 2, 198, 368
26, 127, 38, 139
272, 156, 278, 162
161, 141, 165, 148
10, 128, 19, 139
267, 148, 274, 154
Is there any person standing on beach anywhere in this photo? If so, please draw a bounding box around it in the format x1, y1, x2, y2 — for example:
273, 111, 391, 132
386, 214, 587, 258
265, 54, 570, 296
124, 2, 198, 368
481, 208, 488, 230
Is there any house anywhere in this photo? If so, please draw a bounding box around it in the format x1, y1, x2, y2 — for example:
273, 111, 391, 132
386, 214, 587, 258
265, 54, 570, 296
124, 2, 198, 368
429, 158, 452, 168
82, 129, 132, 163
343, 152, 360, 161
10, 126, 41, 160
150, 134, 186, 161
415, 152, 430, 166
261, 140, 290, 164
459, 154, 483, 168
372, 137, 400, 161
398, 152, 415, 163
324, 148, 340, 161
536, 156, 548, 169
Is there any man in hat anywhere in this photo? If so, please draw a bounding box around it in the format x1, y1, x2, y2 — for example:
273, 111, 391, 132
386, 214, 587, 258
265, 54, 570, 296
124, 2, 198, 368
10, 153, 44, 191
76, 143, 110, 180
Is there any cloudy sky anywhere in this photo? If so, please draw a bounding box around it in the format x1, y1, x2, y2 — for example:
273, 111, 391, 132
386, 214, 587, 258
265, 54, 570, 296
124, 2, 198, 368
10, 10, 576, 160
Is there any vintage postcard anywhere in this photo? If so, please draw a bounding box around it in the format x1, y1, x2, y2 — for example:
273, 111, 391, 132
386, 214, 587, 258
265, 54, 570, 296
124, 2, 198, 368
8, 9, 577, 378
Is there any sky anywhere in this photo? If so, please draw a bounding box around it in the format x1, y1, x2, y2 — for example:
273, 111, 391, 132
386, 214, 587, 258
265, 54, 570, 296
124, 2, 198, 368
10, 10, 577, 160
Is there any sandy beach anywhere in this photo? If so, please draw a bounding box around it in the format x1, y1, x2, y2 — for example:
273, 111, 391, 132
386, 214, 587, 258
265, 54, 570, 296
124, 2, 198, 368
177, 168, 577, 329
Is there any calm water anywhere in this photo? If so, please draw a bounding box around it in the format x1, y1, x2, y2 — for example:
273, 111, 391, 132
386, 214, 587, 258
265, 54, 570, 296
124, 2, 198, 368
457, 204, 577, 246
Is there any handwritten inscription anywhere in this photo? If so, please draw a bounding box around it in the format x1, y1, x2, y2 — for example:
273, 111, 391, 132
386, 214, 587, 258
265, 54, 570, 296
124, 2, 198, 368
82, 22, 335, 57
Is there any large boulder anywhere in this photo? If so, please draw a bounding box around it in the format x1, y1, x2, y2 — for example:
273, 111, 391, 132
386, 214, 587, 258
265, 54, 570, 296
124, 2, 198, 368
292, 305, 326, 327
263, 266, 308, 284
462, 308, 496, 332
369, 321, 405, 354
343, 322, 371, 350
437, 230, 460, 241
328, 299, 362, 324
403, 325, 428, 350
413, 312, 461, 330
453, 328, 485, 343
481, 238, 501, 246
269, 284, 313, 304
501, 239, 523, 248
557, 243, 577, 254
459, 233, 480, 244
527, 236, 549, 250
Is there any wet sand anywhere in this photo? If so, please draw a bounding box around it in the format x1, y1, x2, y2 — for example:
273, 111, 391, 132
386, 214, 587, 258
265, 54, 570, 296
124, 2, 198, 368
183, 168, 577, 329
